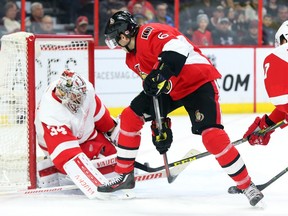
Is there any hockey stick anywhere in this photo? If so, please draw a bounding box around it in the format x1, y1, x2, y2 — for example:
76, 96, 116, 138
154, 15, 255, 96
228, 166, 288, 194
0, 150, 198, 196
152, 96, 175, 183
135, 120, 287, 173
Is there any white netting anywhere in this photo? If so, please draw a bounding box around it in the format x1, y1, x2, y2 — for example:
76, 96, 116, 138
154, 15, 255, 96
0, 32, 32, 189
0, 32, 93, 190
35, 38, 90, 104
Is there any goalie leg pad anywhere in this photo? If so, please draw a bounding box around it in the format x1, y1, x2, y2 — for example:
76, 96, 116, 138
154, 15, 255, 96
64, 152, 108, 199
37, 157, 60, 188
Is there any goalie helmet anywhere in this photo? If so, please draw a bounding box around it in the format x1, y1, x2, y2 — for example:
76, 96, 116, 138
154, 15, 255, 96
104, 11, 138, 49
56, 70, 87, 113
275, 20, 288, 47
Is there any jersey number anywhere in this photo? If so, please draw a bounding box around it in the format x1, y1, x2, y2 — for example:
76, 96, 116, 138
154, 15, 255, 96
264, 63, 270, 79
47, 125, 67, 136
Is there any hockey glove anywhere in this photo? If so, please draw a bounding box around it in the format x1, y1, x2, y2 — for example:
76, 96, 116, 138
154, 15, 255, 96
143, 70, 172, 96
151, 117, 173, 154
106, 116, 120, 145
243, 114, 275, 145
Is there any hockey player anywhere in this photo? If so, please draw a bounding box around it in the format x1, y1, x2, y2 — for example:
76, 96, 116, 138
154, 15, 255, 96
242, 21, 288, 146
98, 11, 263, 206
34, 70, 118, 199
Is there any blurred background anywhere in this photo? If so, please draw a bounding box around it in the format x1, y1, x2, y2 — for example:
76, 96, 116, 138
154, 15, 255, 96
0, 0, 286, 47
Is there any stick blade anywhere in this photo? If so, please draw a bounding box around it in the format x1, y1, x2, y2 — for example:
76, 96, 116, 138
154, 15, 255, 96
168, 149, 201, 183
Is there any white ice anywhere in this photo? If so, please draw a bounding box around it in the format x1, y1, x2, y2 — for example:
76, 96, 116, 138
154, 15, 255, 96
1, 113, 288, 216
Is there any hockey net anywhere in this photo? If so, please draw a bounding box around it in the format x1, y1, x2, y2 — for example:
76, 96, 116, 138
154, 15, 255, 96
0, 32, 94, 191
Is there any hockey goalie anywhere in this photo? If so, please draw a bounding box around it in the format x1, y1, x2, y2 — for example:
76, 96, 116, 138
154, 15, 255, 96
34, 70, 119, 199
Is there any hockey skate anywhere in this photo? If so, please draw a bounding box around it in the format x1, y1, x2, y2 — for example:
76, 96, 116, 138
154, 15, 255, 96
96, 171, 135, 199
242, 182, 264, 206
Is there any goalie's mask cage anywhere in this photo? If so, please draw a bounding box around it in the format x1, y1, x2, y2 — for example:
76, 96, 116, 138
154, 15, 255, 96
56, 70, 87, 114
0, 32, 94, 191
104, 10, 139, 49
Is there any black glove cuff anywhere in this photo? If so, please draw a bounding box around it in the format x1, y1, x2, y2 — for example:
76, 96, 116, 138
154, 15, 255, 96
160, 64, 174, 80
265, 114, 276, 126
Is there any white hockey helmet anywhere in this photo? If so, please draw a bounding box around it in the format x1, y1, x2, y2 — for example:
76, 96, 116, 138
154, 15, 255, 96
56, 70, 87, 113
275, 20, 288, 47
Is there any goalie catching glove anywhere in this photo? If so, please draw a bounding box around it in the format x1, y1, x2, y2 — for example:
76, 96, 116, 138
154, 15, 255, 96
243, 114, 275, 145
151, 117, 173, 154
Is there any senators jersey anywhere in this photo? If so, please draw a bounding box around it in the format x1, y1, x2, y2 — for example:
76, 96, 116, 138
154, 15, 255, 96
263, 43, 288, 113
126, 23, 221, 100
35, 79, 114, 172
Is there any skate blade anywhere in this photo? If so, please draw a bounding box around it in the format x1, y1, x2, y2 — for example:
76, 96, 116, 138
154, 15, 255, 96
95, 189, 135, 200
253, 199, 267, 209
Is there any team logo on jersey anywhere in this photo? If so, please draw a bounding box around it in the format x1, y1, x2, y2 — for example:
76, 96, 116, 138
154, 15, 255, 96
141, 26, 153, 40
134, 63, 147, 80
195, 110, 204, 122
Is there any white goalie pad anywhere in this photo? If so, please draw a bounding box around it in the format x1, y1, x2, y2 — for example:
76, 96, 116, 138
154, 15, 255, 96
63, 153, 108, 199
37, 157, 60, 188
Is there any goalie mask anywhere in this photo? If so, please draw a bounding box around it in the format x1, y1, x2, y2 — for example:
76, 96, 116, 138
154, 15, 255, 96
56, 70, 87, 113
275, 20, 288, 47
104, 11, 138, 49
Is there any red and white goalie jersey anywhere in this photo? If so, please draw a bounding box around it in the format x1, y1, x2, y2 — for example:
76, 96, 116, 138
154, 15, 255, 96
263, 43, 288, 113
35, 78, 116, 174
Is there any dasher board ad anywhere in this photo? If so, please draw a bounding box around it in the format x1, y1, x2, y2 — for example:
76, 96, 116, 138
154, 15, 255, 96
95, 48, 271, 108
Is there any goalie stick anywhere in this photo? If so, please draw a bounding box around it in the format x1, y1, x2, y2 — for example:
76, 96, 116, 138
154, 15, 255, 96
135, 120, 287, 173
0, 149, 199, 196
228, 166, 288, 194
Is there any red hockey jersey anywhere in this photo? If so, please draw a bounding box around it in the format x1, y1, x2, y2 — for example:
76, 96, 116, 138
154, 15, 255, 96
125, 23, 221, 100
263, 43, 288, 113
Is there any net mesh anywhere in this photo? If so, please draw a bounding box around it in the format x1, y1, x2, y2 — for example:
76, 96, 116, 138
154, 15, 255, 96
0, 32, 31, 190
0, 32, 92, 191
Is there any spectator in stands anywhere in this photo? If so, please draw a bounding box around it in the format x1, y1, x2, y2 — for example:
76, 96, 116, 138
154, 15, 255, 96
193, 0, 219, 19
192, 14, 213, 46
2, 1, 20, 34
241, 0, 258, 22
71, 16, 89, 35
149, 3, 174, 27
240, 20, 258, 45
107, 2, 128, 16
227, 7, 237, 29
25, 2, 44, 33
132, 2, 143, 15
212, 17, 238, 45
233, 2, 249, 42
264, 0, 279, 18
209, 5, 225, 31
131, 2, 147, 25
134, 13, 148, 25
262, 14, 276, 45
39, 15, 55, 34
273, 5, 288, 30
127, 0, 155, 21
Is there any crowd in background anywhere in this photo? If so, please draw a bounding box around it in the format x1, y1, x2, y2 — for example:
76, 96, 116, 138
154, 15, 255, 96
0, 0, 287, 46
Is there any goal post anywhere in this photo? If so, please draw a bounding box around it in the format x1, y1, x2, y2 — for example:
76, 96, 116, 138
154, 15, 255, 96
0, 32, 95, 191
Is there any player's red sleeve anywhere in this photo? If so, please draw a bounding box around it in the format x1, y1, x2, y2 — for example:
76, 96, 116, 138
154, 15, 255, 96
94, 95, 115, 132
268, 107, 286, 123
41, 122, 82, 173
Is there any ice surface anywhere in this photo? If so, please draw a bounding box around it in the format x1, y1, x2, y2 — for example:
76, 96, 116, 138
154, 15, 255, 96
1, 114, 288, 216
